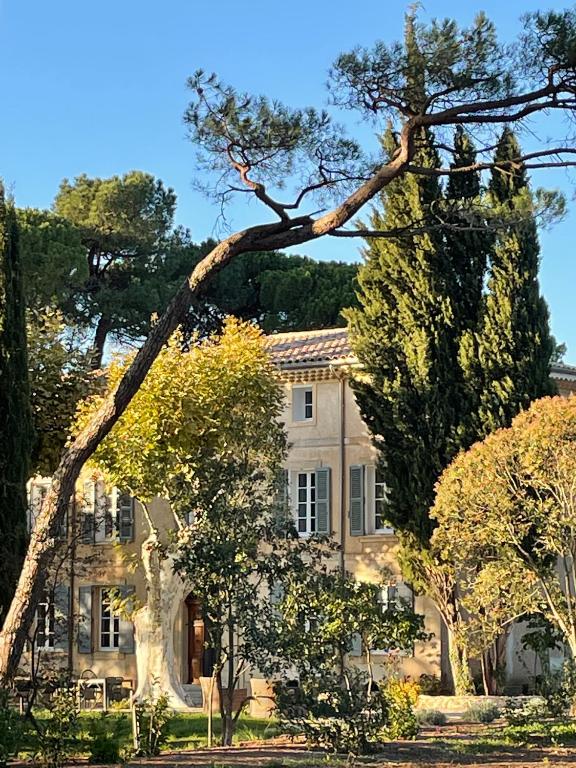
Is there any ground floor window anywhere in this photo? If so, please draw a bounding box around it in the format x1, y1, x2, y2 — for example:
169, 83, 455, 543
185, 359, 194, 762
100, 589, 120, 650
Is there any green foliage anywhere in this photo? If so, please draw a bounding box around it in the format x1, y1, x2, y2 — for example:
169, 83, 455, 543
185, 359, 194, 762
416, 709, 447, 726
382, 678, 419, 740
465, 702, 500, 724
134, 694, 172, 757
85, 713, 124, 764
275, 669, 389, 754
0, 184, 33, 626
502, 697, 550, 726
32, 685, 80, 768
418, 674, 442, 696
27, 308, 94, 474
0, 690, 23, 766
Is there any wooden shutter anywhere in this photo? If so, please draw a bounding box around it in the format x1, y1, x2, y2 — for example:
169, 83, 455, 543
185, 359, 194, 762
349, 465, 365, 536
315, 467, 331, 534
117, 492, 135, 543
118, 585, 135, 653
81, 481, 95, 544
77, 585, 93, 653
397, 581, 414, 608
53, 585, 70, 651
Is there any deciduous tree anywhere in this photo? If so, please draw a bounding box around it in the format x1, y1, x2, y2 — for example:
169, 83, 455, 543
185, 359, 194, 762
3, 7, 576, 681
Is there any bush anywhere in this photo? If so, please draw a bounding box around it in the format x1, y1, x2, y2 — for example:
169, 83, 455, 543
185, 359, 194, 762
418, 674, 442, 696
32, 683, 80, 768
134, 694, 172, 756
417, 709, 447, 726
86, 713, 124, 764
275, 669, 389, 754
382, 679, 419, 740
0, 689, 24, 767
465, 702, 500, 723
502, 697, 549, 726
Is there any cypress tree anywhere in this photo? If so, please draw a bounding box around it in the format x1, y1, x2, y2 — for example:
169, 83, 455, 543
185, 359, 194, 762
474, 127, 555, 434
0, 184, 32, 626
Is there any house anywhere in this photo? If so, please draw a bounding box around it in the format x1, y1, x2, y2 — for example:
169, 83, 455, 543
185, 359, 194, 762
25, 327, 576, 704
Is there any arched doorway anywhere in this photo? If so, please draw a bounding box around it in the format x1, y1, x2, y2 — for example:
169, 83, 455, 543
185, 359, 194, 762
185, 593, 204, 684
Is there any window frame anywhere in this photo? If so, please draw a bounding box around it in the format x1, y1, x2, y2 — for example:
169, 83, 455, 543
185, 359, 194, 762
296, 470, 317, 536
36, 593, 56, 651
99, 588, 121, 651
291, 384, 315, 424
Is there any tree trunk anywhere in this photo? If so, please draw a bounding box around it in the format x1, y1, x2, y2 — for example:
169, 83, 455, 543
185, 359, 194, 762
447, 627, 474, 695
0, 140, 412, 683
91, 315, 111, 370
132, 535, 189, 708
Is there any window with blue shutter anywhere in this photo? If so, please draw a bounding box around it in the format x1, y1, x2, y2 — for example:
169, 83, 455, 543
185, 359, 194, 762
118, 585, 135, 653
315, 467, 331, 534
53, 585, 70, 651
349, 465, 365, 536
117, 493, 135, 543
80, 481, 96, 544
77, 585, 93, 653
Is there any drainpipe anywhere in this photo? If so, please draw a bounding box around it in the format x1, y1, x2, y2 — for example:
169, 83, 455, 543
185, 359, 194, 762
68, 495, 77, 677
332, 368, 346, 574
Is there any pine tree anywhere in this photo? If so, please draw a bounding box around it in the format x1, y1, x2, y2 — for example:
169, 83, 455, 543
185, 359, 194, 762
0, 184, 32, 626
474, 128, 555, 434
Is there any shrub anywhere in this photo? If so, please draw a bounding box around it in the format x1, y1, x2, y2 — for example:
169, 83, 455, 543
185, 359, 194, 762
418, 674, 442, 695
502, 697, 549, 726
0, 689, 24, 767
416, 709, 447, 726
134, 694, 172, 756
32, 683, 80, 768
382, 679, 419, 740
275, 669, 389, 754
86, 713, 124, 764
465, 702, 500, 723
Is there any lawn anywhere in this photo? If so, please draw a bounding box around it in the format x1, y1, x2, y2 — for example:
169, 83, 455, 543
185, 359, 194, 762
19, 711, 281, 756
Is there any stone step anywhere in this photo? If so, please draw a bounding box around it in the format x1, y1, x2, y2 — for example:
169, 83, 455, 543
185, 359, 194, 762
181, 683, 203, 708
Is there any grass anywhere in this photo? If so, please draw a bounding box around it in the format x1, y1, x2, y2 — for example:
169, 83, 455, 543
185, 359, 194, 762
20, 710, 281, 756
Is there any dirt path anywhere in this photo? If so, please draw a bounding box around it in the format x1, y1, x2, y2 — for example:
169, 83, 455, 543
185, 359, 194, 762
124, 741, 576, 768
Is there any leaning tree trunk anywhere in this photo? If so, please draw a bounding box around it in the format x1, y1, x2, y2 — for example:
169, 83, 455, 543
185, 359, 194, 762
91, 315, 111, 371
132, 534, 190, 708
0, 139, 412, 683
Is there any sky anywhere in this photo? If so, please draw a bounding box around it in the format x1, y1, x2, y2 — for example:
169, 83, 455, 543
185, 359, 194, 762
1, 0, 575, 357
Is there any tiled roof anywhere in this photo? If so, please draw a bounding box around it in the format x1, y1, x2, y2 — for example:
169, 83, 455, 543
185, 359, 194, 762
266, 328, 576, 377
551, 362, 576, 382
265, 328, 353, 367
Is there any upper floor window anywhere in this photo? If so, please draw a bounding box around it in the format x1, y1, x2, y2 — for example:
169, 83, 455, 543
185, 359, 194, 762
289, 467, 331, 536
349, 465, 394, 536
292, 385, 313, 422
80, 481, 134, 544
297, 471, 316, 534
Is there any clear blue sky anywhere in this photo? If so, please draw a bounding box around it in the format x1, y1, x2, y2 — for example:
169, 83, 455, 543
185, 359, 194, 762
1, 1, 575, 357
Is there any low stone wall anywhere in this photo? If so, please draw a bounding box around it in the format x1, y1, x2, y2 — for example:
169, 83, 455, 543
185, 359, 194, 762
416, 694, 542, 714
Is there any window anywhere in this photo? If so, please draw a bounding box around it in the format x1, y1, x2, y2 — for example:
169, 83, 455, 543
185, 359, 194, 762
99, 589, 120, 650
292, 386, 313, 422
81, 482, 134, 544
374, 467, 392, 532
297, 471, 316, 534
372, 582, 415, 656
36, 594, 55, 650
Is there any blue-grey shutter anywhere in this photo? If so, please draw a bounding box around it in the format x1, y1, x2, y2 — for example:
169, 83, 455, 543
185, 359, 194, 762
315, 467, 331, 534
81, 481, 95, 544
118, 585, 135, 653
53, 585, 70, 651
349, 465, 365, 536
397, 581, 414, 608
77, 585, 92, 653
117, 493, 135, 543
350, 633, 362, 656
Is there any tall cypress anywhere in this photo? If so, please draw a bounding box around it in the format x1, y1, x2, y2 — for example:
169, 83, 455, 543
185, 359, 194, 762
474, 128, 555, 434
347, 15, 458, 545
0, 184, 32, 626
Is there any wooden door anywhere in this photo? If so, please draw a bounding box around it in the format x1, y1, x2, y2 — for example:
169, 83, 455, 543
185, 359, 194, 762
185, 594, 204, 684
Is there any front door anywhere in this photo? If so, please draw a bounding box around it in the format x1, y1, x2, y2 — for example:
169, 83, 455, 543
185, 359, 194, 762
185, 594, 204, 684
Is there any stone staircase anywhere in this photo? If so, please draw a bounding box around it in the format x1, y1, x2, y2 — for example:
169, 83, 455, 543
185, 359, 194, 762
181, 683, 203, 709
